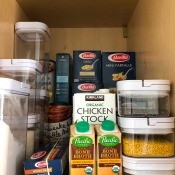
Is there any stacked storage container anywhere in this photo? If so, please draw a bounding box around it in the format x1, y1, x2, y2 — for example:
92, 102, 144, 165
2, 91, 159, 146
0, 22, 50, 161
0, 78, 30, 175
116, 80, 175, 174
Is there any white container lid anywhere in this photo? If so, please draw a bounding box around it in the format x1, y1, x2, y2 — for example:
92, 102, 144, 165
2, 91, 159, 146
0, 78, 30, 95
123, 155, 175, 171
118, 117, 175, 134
95, 89, 110, 93
15, 22, 50, 42
0, 59, 42, 73
28, 114, 39, 128
117, 80, 170, 91
124, 168, 175, 175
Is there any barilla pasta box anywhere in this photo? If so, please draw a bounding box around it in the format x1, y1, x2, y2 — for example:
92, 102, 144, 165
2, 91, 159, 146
72, 82, 102, 95
73, 51, 101, 83
23, 139, 68, 175
102, 52, 136, 88
73, 89, 116, 124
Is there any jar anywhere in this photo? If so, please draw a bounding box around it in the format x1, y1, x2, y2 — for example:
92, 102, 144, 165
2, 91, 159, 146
117, 80, 170, 117
118, 117, 175, 158
123, 155, 175, 175
14, 22, 50, 62
26, 114, 39, 160
47, 104, 72, 142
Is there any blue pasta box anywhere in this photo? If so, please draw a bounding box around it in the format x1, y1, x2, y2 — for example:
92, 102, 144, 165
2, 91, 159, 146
102, 52, 136, 89
73, 51, 101, 83
23, 139, 68, 175
55, 53, 71, 104
72, 82, 102, 95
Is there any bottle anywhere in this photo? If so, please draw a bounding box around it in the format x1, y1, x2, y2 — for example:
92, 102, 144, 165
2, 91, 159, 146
69, 121, 95, 175
95, 120, 122, 175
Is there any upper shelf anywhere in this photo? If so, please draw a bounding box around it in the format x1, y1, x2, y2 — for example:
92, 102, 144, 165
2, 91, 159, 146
16, 0, 139, 28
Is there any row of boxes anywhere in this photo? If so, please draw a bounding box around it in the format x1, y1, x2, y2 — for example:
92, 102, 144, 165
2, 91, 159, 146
73, 51, 136, 93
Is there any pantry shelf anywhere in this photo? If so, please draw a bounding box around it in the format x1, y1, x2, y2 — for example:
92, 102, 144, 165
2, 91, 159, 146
16, 0, 139, 28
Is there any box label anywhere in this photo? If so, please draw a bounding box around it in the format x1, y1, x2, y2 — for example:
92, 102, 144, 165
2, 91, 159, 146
73, 93, 116, 124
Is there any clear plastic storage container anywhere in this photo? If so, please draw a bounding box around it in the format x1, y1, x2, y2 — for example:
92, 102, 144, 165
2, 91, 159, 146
35, 89, 49, 146
118, 117, 175, 158
14, 22, 50, 62
117, 80, 170, 117
123, 155, 175, 175
0, 59, 42, 89
0, 78, 30, 175
26, 114, 39, 160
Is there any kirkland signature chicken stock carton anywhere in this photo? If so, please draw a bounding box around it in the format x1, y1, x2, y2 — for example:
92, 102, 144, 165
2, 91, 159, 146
73, 90, 116, 124
73, 51, 101, 83
102, 52, 136, 89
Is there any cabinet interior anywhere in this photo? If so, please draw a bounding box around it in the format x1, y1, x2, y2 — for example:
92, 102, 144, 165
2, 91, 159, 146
1, 0, 175, 115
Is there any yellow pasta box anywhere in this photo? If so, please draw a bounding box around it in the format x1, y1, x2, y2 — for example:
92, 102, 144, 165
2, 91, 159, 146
69, 121, 96, 175
95, 120, 122, 175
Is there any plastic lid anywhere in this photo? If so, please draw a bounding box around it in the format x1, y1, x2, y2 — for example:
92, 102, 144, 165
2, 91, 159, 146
28, 114, 39, 128
123, 155, 175, 171
28, 114, 39, 124
124, 168, 175, 175
102, 120, 115, 131
15, 22, 50, 42
0, 78, 30, 95
76, 121, 90, 133
117, 80, 170, 91
118, 117, 175, 134
0, 59, 42, 73
95, 89, 110, 93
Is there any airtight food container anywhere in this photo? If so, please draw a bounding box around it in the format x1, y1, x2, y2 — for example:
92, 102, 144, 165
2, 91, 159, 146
14, 22, 50, 62
26, 114, 39, 160
0, 78, 30, 175
117, 80, 170, 117
123, 156, 175, 175
118, 117, 175, 158
35, 89, 49, 146
0, 59, 42, 89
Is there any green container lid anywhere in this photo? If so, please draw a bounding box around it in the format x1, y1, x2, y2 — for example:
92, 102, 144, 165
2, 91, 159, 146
102, 120, 115, 131
76, 121, 90, 133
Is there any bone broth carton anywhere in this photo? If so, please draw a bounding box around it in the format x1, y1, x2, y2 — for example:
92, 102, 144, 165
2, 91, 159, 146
73, 89, 116, 124
69, 121, 95, 175
95, 120, 122, 175
73, 51, 101, 83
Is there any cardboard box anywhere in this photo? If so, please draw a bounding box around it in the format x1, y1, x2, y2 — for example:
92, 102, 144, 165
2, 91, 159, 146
23, 139, 68, 175
73, 51, 101, 83
72, 82, 102, 95
73, 92, 116, 124
102, 52, 136, 88
95, 124, 122, 175
55, 53, 71, 104
69, 124, 96, 175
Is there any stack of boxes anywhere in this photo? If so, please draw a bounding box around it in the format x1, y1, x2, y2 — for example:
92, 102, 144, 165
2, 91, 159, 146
0, 22, 50, 160
72, 51, 102, 94
116, 80, 175, 174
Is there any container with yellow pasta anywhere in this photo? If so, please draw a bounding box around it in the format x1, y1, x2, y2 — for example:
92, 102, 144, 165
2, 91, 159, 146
118, 117, 175, 158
